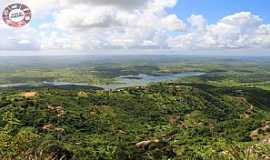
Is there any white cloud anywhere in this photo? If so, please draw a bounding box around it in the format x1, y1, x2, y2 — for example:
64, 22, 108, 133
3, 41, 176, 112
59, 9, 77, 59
55, 6, 121, 29
187, 15, 207, 32
169, 12, 270, 50
0, 21, 40, 50
161, 15, 186, 31
0, 0, 270, 52
1, 0, 58, 16
49, 0, 182, 49
59, 0, 147, 10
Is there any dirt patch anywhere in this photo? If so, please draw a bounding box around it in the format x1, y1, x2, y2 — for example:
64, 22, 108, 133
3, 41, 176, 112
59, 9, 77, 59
48, 105, 65, 117
250, 121, 270, 141
168, 115, 180, 125
21, 91, 38, 98
41, 123, 65, 133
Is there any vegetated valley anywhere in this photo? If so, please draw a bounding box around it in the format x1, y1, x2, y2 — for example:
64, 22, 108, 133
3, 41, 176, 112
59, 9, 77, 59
0, 55, 270, 160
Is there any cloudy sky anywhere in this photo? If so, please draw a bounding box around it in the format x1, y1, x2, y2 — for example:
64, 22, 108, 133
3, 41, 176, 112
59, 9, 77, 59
0, 0, 270, 54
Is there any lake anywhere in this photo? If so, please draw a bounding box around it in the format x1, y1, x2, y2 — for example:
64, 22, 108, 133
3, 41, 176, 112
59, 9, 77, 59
97, 72, 204, 90
0, 72, 204, 90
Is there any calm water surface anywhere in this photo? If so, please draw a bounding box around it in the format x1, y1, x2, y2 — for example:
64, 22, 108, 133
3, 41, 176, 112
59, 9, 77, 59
0, 72, 205, 90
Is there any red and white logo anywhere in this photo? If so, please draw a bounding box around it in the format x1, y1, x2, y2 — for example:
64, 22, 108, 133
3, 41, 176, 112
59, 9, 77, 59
2, 3, 31, 28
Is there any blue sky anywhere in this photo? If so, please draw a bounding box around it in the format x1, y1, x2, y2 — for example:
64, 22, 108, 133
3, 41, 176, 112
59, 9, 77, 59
28, 0, 270, 27
0, 0, 270, 54
30, 0, 270, 28
170, 0, 270, 23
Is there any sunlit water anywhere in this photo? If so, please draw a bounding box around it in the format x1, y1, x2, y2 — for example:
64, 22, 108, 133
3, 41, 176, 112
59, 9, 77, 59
0, 72, 204, 90
97, 72, 204, 90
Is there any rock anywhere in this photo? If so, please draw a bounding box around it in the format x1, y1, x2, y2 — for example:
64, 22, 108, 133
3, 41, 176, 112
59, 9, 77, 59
55, 127, 65, 133
250, 124, 270, 141
42, 124, 54, 130
136, 139, 160, 150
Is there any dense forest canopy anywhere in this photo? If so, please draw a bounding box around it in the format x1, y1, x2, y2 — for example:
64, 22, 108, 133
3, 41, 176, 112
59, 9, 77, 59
0, 56, 269, 159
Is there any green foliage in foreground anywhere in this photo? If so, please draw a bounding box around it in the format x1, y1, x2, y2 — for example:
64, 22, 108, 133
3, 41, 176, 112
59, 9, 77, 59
0, 82, 269, 159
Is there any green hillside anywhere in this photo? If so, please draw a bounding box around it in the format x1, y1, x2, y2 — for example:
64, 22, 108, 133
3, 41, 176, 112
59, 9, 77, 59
0, 82, 269, 160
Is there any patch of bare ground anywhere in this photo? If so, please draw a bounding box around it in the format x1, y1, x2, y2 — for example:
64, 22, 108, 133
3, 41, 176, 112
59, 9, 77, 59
250, 121, 270, 144
41, 123, 65, 133
21, 91, 38, 98
48, 105, 65, 117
